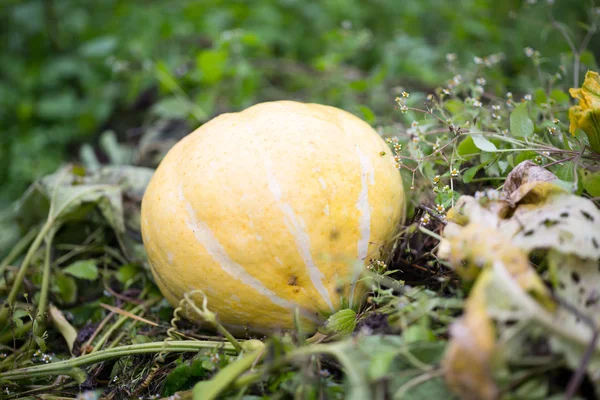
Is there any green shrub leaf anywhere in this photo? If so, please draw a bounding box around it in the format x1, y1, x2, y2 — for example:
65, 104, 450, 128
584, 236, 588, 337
63, 260, 99, 281
510, 102, 534, 137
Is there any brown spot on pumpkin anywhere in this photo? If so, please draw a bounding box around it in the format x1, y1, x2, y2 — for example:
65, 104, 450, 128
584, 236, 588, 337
288, 276, 298, 286
330, 228, 340, 240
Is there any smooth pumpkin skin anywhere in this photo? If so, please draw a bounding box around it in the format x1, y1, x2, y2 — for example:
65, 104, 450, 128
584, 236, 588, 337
141, 101, 405, 333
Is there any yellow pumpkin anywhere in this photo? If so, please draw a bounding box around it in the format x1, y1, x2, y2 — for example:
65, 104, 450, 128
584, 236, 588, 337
141, 101, 405, 333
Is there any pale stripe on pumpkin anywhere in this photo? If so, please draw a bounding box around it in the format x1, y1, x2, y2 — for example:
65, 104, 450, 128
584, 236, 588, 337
349, 144, 374, 306
262, 152, 335, 312
177, 183, 303, 314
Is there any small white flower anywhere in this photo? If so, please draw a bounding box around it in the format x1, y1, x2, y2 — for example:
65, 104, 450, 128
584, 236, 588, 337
523, 94, 532, 101
473, 100, 483, 108
446, 53, 457, 62
525, 47, 535, 57
542, 151, 550, 156
492, 105, 501, 111
476, 77, 487, 85
450, 168, 459, 177
411, 121, 419, 128
474, 56, 484, 64
421, 214, 431, 224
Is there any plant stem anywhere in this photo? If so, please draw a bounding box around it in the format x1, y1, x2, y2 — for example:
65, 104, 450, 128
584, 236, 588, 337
394, 369, 444, 398
0, 321, 33, 346
0, 220, 55, 324
418, 226, 443, 241
92, 298, 158, 353
0, 340, 236, 381
0, 225, 40, 276
35, 229, 56, 335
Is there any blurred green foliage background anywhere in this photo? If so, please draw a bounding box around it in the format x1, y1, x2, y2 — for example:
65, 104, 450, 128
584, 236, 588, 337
1, 0, 597, 207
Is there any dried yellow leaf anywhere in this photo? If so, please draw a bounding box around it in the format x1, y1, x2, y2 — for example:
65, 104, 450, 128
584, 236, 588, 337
443, 270, 498, 400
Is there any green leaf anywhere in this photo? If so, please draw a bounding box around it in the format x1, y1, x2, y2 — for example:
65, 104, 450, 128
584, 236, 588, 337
79, 36, 117, 57
357, 105, 376, 124
550, 89, 570, 105
463, 165, 481, 183
196, 49, 228, 84
37, 91, 79, 120
41, 167, 126, 234
471, 134, 497, 152
580, 50, 597, 68
510, 102, 534, 137
553, 161, 575, 183
34, 335, 47, 352
534, 88, 547, 105
155, 62, 180, 93
116, 264, 141, 285
99, 131, 132, 165
582, 171, 600, 197
54, 273, 78, 304
498, 160, 509, 173
457, 136, 479, 158
163, 364, 192, 396
151, 97, 192, 119
66, 368, 88, 384
63, 260, 99, 281
323, 309, 357, 336
515, 150, 537, 165
403, 324, 436, 344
